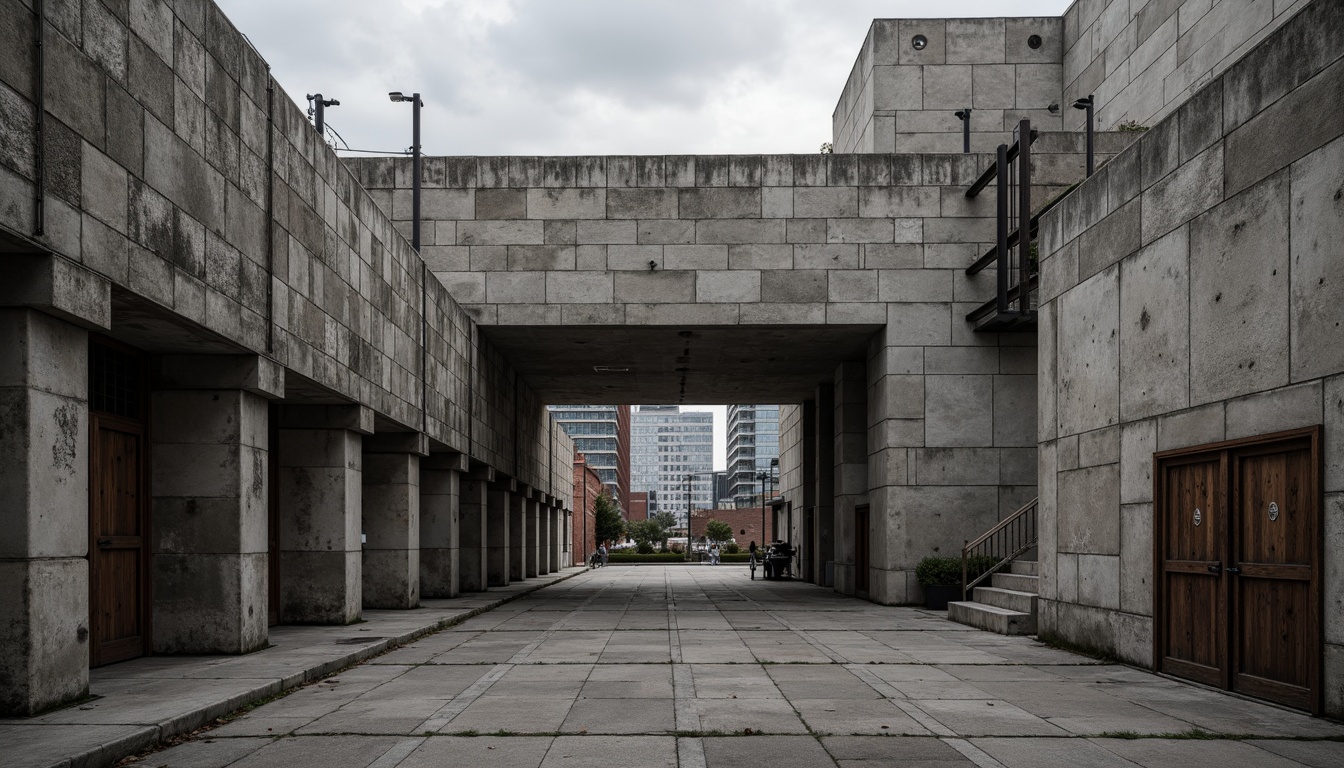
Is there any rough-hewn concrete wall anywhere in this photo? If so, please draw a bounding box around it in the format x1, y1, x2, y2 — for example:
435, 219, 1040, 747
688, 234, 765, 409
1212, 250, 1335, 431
0, 0, 571, 493
832, 17, 1064, 154
1036, 0, 1344, 715
1062, 0, 1312, 132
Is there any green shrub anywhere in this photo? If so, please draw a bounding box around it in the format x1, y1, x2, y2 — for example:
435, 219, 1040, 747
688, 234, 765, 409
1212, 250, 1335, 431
606, 553, 688, 563
724, 542, 740, 555
636, 540, 654, 554
915, 554, 1002, 586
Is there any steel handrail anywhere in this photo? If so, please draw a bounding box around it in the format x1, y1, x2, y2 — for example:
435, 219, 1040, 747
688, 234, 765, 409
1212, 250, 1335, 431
961, 497, 1038, 600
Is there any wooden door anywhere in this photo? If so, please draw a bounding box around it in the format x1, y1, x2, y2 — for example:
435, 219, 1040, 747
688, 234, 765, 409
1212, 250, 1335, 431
1157, 455, 1227, 688
89, 413, 148, 666
854, 505, 870, 594
1230, 439, 1319, 710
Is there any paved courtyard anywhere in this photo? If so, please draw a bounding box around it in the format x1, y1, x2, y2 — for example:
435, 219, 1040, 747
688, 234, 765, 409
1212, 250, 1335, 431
136, 567, 1340, 767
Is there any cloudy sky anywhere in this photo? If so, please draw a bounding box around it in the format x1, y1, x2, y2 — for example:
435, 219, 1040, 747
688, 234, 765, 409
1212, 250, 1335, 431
219, 0, 1071, 468
220, 0, 1070, 158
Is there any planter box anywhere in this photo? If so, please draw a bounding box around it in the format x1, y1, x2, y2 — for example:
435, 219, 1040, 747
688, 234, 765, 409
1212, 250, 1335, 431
924, 584, 961, 610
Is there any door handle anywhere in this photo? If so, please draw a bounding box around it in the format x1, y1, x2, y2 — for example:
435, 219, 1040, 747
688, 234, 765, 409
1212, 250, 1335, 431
97, 538, 112, 548
1225, 566, 1241, 575
1206, 563, 1222, 574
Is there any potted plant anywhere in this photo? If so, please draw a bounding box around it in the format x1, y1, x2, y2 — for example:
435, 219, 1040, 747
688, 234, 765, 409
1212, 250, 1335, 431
915, 556, 964, 610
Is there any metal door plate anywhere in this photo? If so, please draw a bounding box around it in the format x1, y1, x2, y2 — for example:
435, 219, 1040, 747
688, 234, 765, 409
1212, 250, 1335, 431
1269, 501, 1279, 521
1194, 508, 1202, 526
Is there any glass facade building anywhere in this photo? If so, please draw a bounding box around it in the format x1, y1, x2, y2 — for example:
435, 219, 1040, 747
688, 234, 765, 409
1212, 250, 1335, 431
630, 406, 714, 526
727, 405, 780, 507
547, 405, 631, 508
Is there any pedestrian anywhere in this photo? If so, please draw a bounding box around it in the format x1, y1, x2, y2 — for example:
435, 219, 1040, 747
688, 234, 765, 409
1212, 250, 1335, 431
710, 542, 720, 565
599, 541, 608, 566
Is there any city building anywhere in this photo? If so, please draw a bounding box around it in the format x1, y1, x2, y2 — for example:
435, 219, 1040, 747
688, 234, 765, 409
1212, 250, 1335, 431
572, 453, 605, 562
689, 507, 771, 551
548, 405, 631, 508
727, 405, 780, 507
630, 406, 714, 526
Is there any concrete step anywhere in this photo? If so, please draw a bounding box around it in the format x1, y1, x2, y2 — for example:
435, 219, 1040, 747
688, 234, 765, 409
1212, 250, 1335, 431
992, 571, 1039, 593
973, 586, 1038, 614
948, 601, 1037, 636
1008, 560, 1038, 576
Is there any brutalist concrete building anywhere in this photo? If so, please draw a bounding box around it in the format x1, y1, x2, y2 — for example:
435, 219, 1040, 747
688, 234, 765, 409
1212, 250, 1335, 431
1, 0, 1340, 720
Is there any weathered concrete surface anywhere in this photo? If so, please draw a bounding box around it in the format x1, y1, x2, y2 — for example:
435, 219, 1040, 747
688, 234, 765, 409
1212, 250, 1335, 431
100, 568, 1344, 768
361, 450, 421, 610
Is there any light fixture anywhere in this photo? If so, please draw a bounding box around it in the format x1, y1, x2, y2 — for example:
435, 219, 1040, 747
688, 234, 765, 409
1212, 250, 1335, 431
954, 109, 972, 154
388, 90, 423, 248
1028, 34, 1043, 49
388, 91, 407, 102
306, 93, 339, 136
1073, 95, 1095, 177
911, 34, 927, 50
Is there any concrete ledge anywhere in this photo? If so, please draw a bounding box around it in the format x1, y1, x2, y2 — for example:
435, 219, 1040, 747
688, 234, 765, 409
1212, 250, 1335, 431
0, 568, 585, 768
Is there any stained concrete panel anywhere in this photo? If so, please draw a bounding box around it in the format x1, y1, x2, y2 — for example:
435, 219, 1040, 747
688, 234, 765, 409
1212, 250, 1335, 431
1118, 226, 1189, 421
1289, 135, 1344, 382
1189, 170, 1290, 406
1057, 463, 1120, 555
1056, 267, 1120, 437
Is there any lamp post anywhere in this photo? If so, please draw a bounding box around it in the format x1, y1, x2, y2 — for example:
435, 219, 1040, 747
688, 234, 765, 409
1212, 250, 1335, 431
1073, 95, 1095, 177
770, 457, 779, 541
953, 108, 971, 154
388, 91, 422, 250
306, 93, 339, 138
757, 470, 768, 544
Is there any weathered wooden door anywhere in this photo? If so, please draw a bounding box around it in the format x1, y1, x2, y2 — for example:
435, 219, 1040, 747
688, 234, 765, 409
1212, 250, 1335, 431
88, 339, 150, 667
1157, 454, 1227, 688
854, 504, 870, 594
1155, 427, 1321, 712
1230, 438, 1318, 710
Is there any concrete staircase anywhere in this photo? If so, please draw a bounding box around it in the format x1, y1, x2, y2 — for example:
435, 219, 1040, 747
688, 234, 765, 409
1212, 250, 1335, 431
947, 560, 1038, 635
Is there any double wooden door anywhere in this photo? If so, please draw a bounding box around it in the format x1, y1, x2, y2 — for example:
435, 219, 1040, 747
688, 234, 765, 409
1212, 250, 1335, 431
1155, 427, 1321, 712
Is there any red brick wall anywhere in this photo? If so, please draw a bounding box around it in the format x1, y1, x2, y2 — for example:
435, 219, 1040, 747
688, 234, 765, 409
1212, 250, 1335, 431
573, 452, 605, 560
627, 491, 649, 521
688, 506, 772, 550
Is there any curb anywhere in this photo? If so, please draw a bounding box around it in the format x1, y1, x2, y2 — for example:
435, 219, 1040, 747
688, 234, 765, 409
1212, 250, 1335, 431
50, 568, 586, 768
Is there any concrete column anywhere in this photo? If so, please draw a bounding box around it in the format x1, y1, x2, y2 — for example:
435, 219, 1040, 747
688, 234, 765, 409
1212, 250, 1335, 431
459, 477, 488, 591
833, 361, 869, 596
537, 502, 552, 575
509, 492, 527, 582
361, 436, 423, 609
0, 309, 90, 716
814, 383, 836, 588
563, 510, 572, 568
526, 498, 540, 577
277, 406, 370, 624
150, 387, 270, 653
420, 455, 462, 598
549, 506, 562, 572
486, 486, 511, 587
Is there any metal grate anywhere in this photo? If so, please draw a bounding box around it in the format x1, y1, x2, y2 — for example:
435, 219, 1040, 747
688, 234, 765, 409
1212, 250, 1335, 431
89, 341, 144, 419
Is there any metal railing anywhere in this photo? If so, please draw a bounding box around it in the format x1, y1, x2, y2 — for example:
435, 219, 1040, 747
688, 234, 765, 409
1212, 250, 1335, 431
961, 497, 1038, 601
964, 119, 1038, 332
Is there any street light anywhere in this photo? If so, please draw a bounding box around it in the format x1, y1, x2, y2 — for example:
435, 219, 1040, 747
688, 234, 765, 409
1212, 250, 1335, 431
1073, 95, 1095, 177
770, 457, 779, 541
388, 91, 423, 250
306, 93, 339, 137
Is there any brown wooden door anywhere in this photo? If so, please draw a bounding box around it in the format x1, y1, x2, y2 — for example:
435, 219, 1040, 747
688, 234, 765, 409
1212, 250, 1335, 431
1157, 455, 1227, 688
1230, 439, 1318, 710
854, 505, 870, 594
89, 413, 148, 666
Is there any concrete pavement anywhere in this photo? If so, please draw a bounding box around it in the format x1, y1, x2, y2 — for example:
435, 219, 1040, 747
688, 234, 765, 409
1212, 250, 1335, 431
21, 566, 1344, 767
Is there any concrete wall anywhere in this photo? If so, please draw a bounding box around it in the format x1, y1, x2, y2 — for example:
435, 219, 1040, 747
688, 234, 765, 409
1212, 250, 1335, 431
1036, 0, 1344, 715
1062, 0, 1312, 133
832, 17, 1064, 154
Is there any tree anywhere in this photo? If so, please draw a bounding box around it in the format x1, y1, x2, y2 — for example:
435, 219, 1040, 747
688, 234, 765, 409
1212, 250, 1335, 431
627, 519, 663, 549
593, 491, 625, 548
652, 511, 677, 533
705, 519, 733, 546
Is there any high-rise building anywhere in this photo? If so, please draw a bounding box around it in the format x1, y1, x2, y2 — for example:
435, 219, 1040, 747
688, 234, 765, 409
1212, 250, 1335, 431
547, 405, 630, 507
727, 405, 780, 507
630, 406, 714, 526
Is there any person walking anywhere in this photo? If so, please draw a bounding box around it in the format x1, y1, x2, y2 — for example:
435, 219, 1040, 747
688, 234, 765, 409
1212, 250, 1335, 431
748, 540, 758, 579
710, 542, 720, 565
599, 541, 608, 566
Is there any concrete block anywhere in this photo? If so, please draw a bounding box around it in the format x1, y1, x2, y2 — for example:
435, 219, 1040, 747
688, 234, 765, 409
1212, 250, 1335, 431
546, 272, 614, 304
826, 270, 877, 302
1156, 402, 1226, 451
885, 303, 950, 346
1189, 170, 1290, 405
794, 244, 858, 270
924, 346, 998, 375
665, 245, 728, 270
527, 188, 604, 220
457, 220, 543, 246
485, 272, 545, 304
828, 218, 894, 244
0, 558, 89, 716
888, 19, 947, 65
606, 244, 663, 271
1057, 463, 1120, 555
1079, 198, 1139, 280
152, 552, 267, 653
614, 271, 694, 303
506, 245, 575, 271
924, 374, 993, 448
728, 244, 793, 270
630, 303, 741, 325
1077, 553, 1120, 610
81, 144, 128, 233
972, 65, 1016, 109
795, 187, 857, 218
1142, 142, 1225, 245
636, 219, 694, 245
913, 447, 999, 485
279, 550, 360, 625
1290, 135, 1344, 381
993, 374, 1037, 448
760, 271, 825, 303
762, 187, 793, 219
1120, 419, 1157, 505
865, 244, 924, 269
696, 220, 784, 244
786, 219, 828, 243
1120, 502, 1154, 616
544, 220, 577, 246
1225, 381, 1323, 441
696, 270, 760, 303
1119, 226, 1190, 421
679, 188, 760, 219
922, 65, 971, 110
1057, 266, 1120, 436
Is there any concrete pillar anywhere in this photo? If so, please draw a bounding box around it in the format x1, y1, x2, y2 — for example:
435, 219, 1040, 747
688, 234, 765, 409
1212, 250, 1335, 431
833, 361, 869, 596
801, 400, 818, 584
277, 406, 371, 624
420, 455, 462, 598
526, 498, 540, 577
563, 510, 572, 568
0, 309, 90, 716
459, 477, 488, 591
537, 502, 552, 575
549, 506, 562, 572
814, 383, 836, 588
150, 387, 270, 653
486, 485, 511, 587
509, 492, 527, 582
361, 435, 424, 609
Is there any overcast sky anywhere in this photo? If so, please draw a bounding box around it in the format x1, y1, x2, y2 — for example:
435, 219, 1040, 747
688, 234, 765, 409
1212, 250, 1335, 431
220, 0, 1071, 157
219, 0, 1070, 468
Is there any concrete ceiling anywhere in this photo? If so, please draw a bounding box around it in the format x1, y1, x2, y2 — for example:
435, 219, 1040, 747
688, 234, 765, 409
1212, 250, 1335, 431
481, 324, 882, 405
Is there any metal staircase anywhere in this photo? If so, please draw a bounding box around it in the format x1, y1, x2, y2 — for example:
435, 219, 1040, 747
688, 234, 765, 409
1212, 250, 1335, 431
947, 497, 1039, 635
